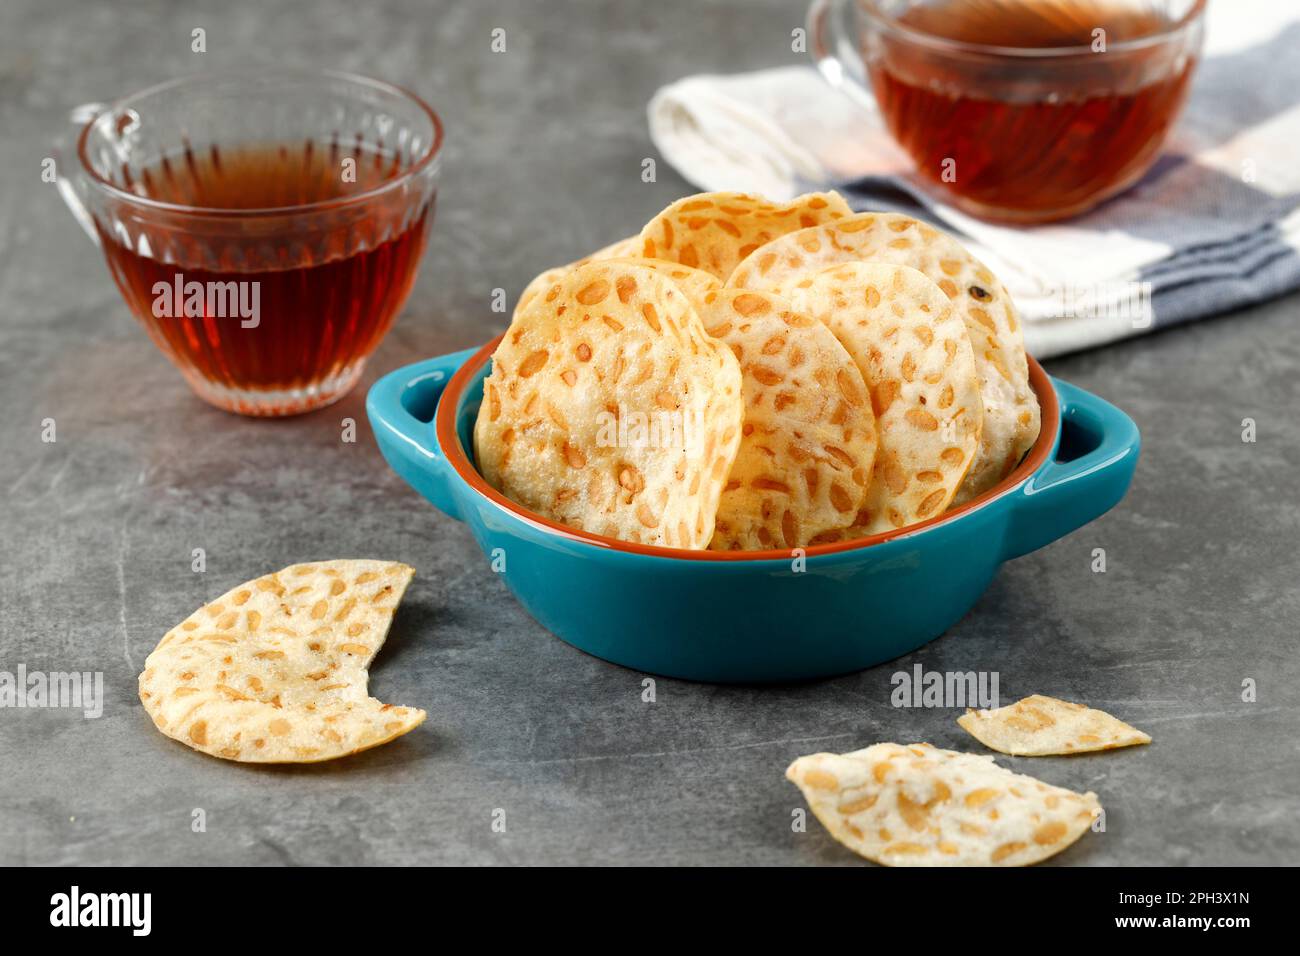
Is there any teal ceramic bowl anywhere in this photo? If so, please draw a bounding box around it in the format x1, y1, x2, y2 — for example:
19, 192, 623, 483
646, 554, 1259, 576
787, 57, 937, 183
367, 339, 1139, 682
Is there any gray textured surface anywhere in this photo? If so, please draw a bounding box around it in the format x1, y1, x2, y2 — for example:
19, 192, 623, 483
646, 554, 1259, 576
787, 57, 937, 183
1, 0, 1297, 866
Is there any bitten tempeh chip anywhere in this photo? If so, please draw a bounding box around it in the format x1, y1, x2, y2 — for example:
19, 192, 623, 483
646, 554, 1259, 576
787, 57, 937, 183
639, 190, 853, 280
787, 742, 1101, 866
139, 561, 424, 763
475, 260, 744, 549
958, 695, 1152, 756
696, 287, 877, 550
729, 212, 1040, 504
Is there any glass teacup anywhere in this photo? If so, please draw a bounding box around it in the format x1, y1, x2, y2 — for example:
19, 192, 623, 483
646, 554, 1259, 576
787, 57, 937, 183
808, 0, 1206, 223
56, 69, 443, 416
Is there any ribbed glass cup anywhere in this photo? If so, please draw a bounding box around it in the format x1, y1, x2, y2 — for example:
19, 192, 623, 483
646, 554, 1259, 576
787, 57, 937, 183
61, 69, 443, 416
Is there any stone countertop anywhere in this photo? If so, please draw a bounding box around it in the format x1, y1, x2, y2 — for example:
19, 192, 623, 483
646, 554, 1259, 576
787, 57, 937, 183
1, 0, 1296, 866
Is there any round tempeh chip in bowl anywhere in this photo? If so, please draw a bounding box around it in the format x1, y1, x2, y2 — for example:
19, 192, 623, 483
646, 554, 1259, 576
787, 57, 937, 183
695, 287, 877, 550
728, 212, 1040, 504
474, 260, 745, 549
138, 560, 425, 763
639, 190, 853, 280
785, 262, 983, 537
587, 260, 878, 549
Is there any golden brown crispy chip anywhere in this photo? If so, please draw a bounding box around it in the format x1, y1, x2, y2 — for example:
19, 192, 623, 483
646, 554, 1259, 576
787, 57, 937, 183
638, 190, 852, 280
696, 287, 876, 550
785, 262, 981, 536
139, 561, 423, 763
729, 212, 1039, 503
787, 742, 1101, 866
958, 695, 1152, 756
475, 260, 744, 548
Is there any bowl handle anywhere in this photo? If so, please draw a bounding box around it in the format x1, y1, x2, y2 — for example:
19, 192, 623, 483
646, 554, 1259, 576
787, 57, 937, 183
1001, 378, 1140, 561
366, 348, 479, 521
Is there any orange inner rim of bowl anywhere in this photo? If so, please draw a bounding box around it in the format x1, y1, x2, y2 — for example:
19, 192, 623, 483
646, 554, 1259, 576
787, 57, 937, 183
436, 335, 1059, 561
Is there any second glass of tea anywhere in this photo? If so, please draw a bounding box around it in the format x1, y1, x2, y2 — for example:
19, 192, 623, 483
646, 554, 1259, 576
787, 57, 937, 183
809, 0, 1206, 223
57, 69, 442, 416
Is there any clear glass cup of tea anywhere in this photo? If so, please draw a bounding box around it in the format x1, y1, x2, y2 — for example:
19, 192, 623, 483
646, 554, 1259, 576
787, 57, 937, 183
808, 0, 1206, 223
55, 69, 442, 416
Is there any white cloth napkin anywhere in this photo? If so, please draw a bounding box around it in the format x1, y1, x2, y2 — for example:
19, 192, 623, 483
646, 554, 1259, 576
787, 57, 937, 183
648, 2, 1300, 358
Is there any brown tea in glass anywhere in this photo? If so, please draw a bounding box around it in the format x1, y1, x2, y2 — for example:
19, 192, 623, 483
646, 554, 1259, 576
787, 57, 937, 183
809, 0, 1206, 223
58, 70, 443, 416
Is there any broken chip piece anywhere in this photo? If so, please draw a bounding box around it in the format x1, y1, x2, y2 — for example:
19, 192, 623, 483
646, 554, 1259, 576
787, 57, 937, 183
786, 742, 1101, 866
958, 694, 1152, 756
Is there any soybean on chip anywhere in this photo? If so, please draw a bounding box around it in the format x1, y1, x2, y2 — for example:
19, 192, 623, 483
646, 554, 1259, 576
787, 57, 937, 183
475, 260, 744, 549
638, 190, 852, 281
785, 262, 982, 536
958, 695, 1152, 756
139, 561, 424, 763
696, 287, 876, 550
786, 742, 1101, 866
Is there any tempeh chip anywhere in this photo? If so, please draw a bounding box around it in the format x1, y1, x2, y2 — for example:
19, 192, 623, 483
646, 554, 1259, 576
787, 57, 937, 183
695, 287, 877, 550
787, 742, 1101, 866
639, 190, 852, 281
475, 260, 744, 549
958, 695, 1152, 756
785, 262, 982, 537
729, 212, 1039, 503
139, 560, 424, 763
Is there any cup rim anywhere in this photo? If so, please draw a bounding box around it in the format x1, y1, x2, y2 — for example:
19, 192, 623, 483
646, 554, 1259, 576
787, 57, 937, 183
858, 0, 1207, 59
434, 335, 1061, 562
75, 67, 444, 219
